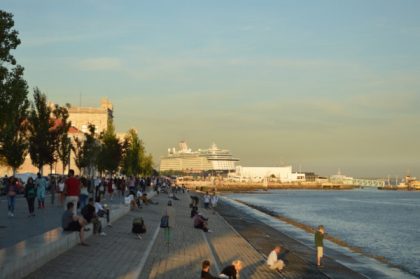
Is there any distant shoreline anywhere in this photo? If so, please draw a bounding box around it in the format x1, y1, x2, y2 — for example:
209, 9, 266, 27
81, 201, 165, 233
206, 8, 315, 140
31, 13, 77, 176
184, 181, 357, 192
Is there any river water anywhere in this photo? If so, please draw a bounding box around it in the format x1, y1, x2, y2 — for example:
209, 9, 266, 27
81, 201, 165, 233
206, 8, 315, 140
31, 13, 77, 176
227, 189, 420, 278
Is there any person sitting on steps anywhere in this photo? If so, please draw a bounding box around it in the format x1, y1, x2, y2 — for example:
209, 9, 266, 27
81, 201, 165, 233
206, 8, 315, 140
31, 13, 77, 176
193, 213, 211, 232
219, 260, 243, 279
95, 197, 112, 227
201, 260, 220, 279
62, 202, 88, 246
267, 245, 285, 272
81, 198, 106, 236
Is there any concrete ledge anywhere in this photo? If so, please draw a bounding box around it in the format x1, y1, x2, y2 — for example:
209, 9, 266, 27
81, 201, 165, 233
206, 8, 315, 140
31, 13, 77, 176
0, 203, 130, 279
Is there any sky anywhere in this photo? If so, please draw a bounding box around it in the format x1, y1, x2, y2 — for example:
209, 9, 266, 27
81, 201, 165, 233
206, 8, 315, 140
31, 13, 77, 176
2, 0, 420, 178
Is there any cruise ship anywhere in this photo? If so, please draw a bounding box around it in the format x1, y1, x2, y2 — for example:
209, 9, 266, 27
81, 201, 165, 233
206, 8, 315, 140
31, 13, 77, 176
159, 141, 239, 173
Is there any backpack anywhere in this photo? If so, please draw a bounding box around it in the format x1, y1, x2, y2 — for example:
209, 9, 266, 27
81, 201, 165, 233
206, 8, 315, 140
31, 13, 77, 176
132, 217, 146, 234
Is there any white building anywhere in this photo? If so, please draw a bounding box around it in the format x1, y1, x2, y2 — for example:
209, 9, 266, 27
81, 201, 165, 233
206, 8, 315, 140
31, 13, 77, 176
230, 166, 305, 183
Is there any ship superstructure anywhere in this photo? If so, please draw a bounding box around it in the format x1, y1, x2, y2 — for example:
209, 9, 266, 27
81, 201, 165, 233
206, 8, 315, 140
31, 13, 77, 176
159, 141, 239, 173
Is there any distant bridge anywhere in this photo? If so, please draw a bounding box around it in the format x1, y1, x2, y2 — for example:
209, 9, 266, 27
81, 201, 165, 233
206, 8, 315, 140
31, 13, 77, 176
353, 179, 385, 187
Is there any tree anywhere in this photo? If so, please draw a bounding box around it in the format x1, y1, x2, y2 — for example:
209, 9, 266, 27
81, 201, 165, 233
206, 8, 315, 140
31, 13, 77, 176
121, 129, 153, 176
28, 88, 54, 173
141, 153, 154, 176
53, 104, 72, 174
73, 136, 86, 174
0, 11, 30, 174
73, 124, 99, 177
97, 121, 122, 175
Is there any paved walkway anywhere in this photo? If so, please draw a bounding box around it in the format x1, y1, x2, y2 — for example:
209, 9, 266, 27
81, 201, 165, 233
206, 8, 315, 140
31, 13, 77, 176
23, 192, 283, 279
0, 193, 126, 249
140, 194, 280, 279
21, 190, 369, 279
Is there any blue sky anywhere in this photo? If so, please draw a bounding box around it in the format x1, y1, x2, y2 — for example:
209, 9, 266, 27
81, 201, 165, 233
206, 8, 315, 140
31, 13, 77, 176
3, 0, 420, 177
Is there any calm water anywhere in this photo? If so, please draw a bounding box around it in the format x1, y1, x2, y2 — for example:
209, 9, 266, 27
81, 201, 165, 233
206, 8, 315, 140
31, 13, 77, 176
228, 189, 420, 277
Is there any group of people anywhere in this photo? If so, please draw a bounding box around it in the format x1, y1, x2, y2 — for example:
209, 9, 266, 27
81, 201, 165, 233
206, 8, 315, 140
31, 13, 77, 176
203, 191, 219, 211
5, 170, 166, 218
61, 169, 112, 245
5, 173, 48, 217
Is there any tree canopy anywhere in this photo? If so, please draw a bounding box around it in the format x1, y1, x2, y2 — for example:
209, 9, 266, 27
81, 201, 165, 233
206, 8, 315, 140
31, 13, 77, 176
97, 121, 122, 175
121, 129, 154, 176
0, 10, 30, 174
28, 88, 54, 173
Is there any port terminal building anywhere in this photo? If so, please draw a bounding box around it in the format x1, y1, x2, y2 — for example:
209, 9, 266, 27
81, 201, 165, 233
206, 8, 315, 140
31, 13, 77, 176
228, 166, 306, 183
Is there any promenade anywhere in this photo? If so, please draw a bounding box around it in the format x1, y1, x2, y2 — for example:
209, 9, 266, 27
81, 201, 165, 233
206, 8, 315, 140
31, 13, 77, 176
1, 190, 369, 279
20, 192, 282, 279
0, 194, 124, 249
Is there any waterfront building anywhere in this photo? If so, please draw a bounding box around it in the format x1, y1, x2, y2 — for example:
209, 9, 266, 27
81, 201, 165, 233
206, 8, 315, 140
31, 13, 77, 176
229, 166, 306, 183
159, 142, 239, 173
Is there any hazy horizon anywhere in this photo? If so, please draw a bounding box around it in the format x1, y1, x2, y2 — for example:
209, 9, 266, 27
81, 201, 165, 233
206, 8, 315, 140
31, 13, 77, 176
3, 1, 420, 178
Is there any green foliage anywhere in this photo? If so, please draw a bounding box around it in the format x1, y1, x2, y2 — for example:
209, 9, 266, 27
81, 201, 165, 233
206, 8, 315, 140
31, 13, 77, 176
73, 136, 86, 172
0, 10, 20, 66
97, 121, 122, 174
73, 124, 99, 177
53, 104, 72, 174
28, 88, 54, 172
120, 129, 153, 176
0, 11, 29, 174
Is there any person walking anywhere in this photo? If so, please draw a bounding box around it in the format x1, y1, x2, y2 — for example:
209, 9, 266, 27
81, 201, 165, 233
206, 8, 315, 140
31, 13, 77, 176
210, 193, 219, 214
267, 245, 285, 272
79, 178, 89, 210
58, 177, 65, 206
163, 200, 175, 246
6, 177, 18, 217
64, 169, 81, 215
203, 192, 210, 209
315, 225, 325, 268
35, 173, 47, 209
49, 176, 57, 206
25, 177, 37, 217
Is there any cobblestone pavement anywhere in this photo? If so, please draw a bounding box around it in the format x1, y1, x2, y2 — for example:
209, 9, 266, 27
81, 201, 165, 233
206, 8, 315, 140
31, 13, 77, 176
0, 193, 126, 249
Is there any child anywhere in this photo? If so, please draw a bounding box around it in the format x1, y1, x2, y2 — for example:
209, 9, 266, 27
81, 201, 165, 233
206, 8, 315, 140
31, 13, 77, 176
315, 225, 325, 267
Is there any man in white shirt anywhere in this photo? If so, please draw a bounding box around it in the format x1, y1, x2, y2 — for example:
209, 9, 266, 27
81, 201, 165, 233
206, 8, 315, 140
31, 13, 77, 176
267, 246, 285, 271
94, 198, 111, 226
